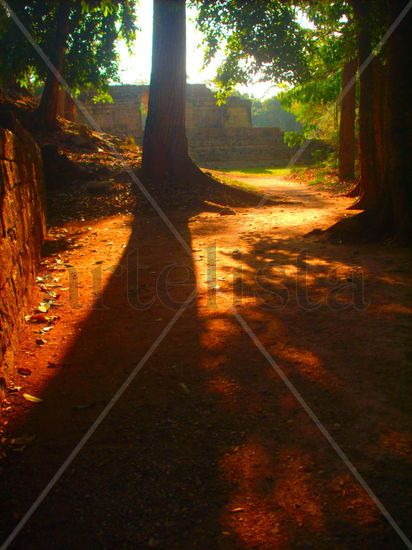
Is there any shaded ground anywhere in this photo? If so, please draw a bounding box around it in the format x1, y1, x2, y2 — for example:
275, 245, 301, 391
1, 168, 411, 549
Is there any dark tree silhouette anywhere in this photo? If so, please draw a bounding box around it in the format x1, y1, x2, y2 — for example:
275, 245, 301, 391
36, 0, 71, 130
348, 0, 412, 241
338, 59, 357, 181
140, 0, 262, 209
141, 0, 207, 188
384, 0, 412, 241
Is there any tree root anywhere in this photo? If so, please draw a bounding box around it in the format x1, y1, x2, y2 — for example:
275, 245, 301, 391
135, 168, 272, 211
325, 211, 391, 243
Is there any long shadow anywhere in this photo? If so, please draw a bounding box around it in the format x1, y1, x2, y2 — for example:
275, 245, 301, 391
0, 206, 232, 548
213, 233, 412, 548
1, 205, 411, 548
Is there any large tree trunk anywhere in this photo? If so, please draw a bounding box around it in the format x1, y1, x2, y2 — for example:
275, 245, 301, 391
347, 55, 386, 202
384, 0, 412, 242
338, 58, 357, 181
343, 0, 411, 242
141, 0, 204, 188
140, 0, 273, 209
351, 0, 382, 209
371, 57, 386, 199
37, 0, 71, 130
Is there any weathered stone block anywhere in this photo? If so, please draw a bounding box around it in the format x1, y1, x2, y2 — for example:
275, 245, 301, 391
0, 239, 15, 289
0, 120, 45, 394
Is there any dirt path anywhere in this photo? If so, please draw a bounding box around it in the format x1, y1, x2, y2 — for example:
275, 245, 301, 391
1, 174, 411, 549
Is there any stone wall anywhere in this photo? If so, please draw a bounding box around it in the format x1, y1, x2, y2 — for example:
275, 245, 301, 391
0, 115, 46, 395
75, 84, 322, 166
77, 84, 253, 140
185, 84, 252, 130
188, 127, 322, 166
221, 98, 252, 128
79, 85, 144, 138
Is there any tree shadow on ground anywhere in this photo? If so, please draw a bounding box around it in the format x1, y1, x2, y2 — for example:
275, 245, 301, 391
0, 207, 411, 549
214, 233, 412, 547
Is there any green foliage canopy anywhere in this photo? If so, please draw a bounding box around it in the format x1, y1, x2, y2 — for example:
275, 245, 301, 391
0, 0, 137, 94
251, 96, 302, 132
278, 2, 356, 145
194, 0, 310, 100
194, 0, 359, 145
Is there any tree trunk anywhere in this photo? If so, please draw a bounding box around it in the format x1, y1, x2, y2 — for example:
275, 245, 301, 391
141, 0, 204, 187
351, 0, 382, 209
37, 0, 71, 130
371, 57, 386, 198
338, 58, 357, 181
384, 0, 412, 241
345, 0, 411, 242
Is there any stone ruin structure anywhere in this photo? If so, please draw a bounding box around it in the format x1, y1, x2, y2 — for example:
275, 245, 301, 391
75, 84, 319, 166
0, 113, 45, 392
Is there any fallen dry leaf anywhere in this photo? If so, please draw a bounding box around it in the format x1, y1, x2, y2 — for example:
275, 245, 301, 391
17, 367, 32, 376
25, 314, 48, 323
9, 434, 35, 446
23, 393, 43, 403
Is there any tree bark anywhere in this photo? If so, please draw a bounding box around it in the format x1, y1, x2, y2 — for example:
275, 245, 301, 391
37, 0, 71, 130
351, 0, 382, 209
344, 0, 411, 241
384, 0, 412, 241
141, 0, 204, 187
338, 58, 357, 181
371, 57, 386, 198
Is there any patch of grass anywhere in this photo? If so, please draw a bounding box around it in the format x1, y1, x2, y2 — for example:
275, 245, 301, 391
202, 163, 355, 197
203, 165, 308, 177
226, 166, 291, 176
288, 165, 354, 194
204, 169, 257, 193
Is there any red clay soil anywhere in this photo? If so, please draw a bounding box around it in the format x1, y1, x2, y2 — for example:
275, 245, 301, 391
0, 168, 411, 549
